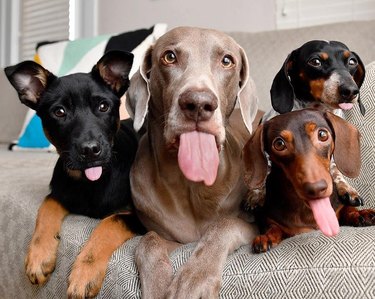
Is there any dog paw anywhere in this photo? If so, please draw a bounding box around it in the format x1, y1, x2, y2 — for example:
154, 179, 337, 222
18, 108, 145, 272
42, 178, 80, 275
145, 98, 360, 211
339, 192, 364, 207
252, 234, 279, 253
25, 236, 59, 285
67, 258, 106, 299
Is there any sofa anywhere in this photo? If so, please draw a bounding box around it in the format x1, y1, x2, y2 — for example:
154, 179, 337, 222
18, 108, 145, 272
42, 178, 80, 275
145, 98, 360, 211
1, 20, 375, 298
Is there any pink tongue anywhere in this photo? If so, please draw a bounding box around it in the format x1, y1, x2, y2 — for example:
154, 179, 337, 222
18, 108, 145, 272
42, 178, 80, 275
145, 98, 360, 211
309, 197, 340, 237
339, 103, 353, 110
84, 166, 103, 181
178, 131, 219, 186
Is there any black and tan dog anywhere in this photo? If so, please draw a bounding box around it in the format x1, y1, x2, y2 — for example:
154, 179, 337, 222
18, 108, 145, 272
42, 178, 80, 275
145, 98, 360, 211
5, 51, 144, 298
243, 108, 375, 253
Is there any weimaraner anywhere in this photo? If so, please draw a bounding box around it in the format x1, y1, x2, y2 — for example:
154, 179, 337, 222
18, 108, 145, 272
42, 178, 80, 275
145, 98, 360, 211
126, 26, 260, 298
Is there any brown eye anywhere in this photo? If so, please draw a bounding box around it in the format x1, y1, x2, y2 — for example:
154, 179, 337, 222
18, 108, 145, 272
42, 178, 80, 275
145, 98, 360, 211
348, 57, 358, 67
162, 51, 177, 64
308, 58, 322, 67
99, 102, 110, 112
318, 129, 329, 142
221, 55, 234, 68
54, 107, 66, 118
273, 138, 286, 151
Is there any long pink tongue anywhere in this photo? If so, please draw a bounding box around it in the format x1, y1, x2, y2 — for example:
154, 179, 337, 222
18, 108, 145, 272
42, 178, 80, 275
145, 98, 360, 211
309, 197, 340, 237
84, 166, 103, 181
339, 103, 353, 110
178, 131, 219, 186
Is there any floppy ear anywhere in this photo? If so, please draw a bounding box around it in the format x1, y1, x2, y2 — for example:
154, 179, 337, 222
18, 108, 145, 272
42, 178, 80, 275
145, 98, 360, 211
125, 46, 153, 132
325, 112, 361, 178
4, 61, 55, 110
270, 52, 296, 114
242, 124, 268, 191
93, 50, 134, 97
351, 51, 366, 116
237, 46, 259, 134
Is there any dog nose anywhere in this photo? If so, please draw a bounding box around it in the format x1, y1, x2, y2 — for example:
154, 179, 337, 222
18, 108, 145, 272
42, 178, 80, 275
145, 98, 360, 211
80, 141, 101, 159
178, 90, 218, 121
303, 180, 328, 198
339, 84, 359, 101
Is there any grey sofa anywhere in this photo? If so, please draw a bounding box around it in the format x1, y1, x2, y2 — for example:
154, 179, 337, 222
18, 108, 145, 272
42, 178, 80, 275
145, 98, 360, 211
1, 20, 375, 298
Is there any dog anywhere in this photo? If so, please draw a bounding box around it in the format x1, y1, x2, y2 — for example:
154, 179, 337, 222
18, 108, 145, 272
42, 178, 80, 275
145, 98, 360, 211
250, 40, 366, 209
242, 108, 375, 253
125, 26, 259, 298
5, 51, 145, 298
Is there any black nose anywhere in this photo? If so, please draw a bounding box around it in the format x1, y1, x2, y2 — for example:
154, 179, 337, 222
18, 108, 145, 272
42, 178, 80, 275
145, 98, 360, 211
303, 180, 328, 198
79, 141, 101, 159
339, 84, 359, 101
178, 90, 218, 121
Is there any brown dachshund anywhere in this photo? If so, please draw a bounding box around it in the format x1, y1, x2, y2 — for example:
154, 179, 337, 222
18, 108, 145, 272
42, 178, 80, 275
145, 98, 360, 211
243, 108, 375, 253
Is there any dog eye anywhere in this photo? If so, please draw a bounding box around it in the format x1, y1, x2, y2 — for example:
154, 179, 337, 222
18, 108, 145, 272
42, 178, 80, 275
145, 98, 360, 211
99, 102, 110, 112
308, 58, 322, 67
273, 138, 286, 151
318, 129, 329, 142
54, 107, 66, 118
162, 51, 177, 64
348, 58, 358, 67
221, 55, 235, 68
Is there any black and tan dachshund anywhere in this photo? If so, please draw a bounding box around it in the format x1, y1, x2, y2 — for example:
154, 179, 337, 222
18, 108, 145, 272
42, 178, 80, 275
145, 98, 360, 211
5, 51, 144, 298
243, 108, 375, 253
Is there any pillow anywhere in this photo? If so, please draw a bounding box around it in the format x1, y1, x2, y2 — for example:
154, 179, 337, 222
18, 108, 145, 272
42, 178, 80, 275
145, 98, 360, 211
345, 61, 375, 208
9, 24, 167, 151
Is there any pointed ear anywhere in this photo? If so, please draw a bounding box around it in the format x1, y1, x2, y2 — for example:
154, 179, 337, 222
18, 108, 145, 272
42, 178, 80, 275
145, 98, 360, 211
325, 111, 361, 178
125, 46, 153, 132
242, 124, 268, 190
237, 46, 259, 134
4, 61, 54, 110
93, 50, 134, 97
270, 51, 296, 114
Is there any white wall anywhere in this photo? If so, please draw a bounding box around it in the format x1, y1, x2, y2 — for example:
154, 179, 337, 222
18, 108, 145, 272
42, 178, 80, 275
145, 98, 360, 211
97, 0, 276, 34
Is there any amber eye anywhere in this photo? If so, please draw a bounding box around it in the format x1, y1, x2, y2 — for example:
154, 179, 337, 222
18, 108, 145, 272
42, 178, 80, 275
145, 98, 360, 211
162, 51, 177, 64
308, 58, 322, 67
221, 55, 234, 68
317, 129, 329, 142
54, 107, 66, 118
273, 137, 286, 151
348, 57, 358, 67
99, 102, 110, 112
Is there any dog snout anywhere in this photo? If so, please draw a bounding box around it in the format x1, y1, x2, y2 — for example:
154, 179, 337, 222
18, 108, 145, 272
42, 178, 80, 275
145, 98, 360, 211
339, 84, 359, 102
178, 90, 218, 121
303, 180, 328, 198
79, 141, 102, 160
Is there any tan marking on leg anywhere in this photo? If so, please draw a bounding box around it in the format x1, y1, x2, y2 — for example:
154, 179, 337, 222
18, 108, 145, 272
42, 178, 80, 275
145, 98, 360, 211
25, 197, 68, 285
67, 214, 135, 298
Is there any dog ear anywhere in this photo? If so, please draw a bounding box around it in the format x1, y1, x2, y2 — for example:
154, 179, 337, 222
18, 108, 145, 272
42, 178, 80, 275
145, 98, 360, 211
4, 61, 55, 110
270, 52, 296, 114
125, 46, 153, 132
242, 124, 268, 192
351, 51, 366, 116
93, 50, 134, 97
325, 111, 361, 178
237, 46, 259, 134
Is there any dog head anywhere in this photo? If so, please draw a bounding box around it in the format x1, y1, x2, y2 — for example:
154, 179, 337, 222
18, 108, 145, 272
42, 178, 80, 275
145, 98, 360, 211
5, 51, 133, 181
271, 40, 366, 115
243, 108, 361, 204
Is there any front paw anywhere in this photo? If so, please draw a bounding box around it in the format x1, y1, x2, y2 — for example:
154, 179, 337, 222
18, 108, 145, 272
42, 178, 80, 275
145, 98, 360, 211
25, 235, 59, 285
339, 192, 364, 207
252, 234, 279, 253
67, 257, 106, 299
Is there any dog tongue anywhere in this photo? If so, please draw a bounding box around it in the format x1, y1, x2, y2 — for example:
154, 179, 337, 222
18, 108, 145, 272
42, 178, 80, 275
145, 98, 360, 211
84, 166, 103, 181
339, 103, 353, 110
309, 197, 340, 237
178, 131, 219, 186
